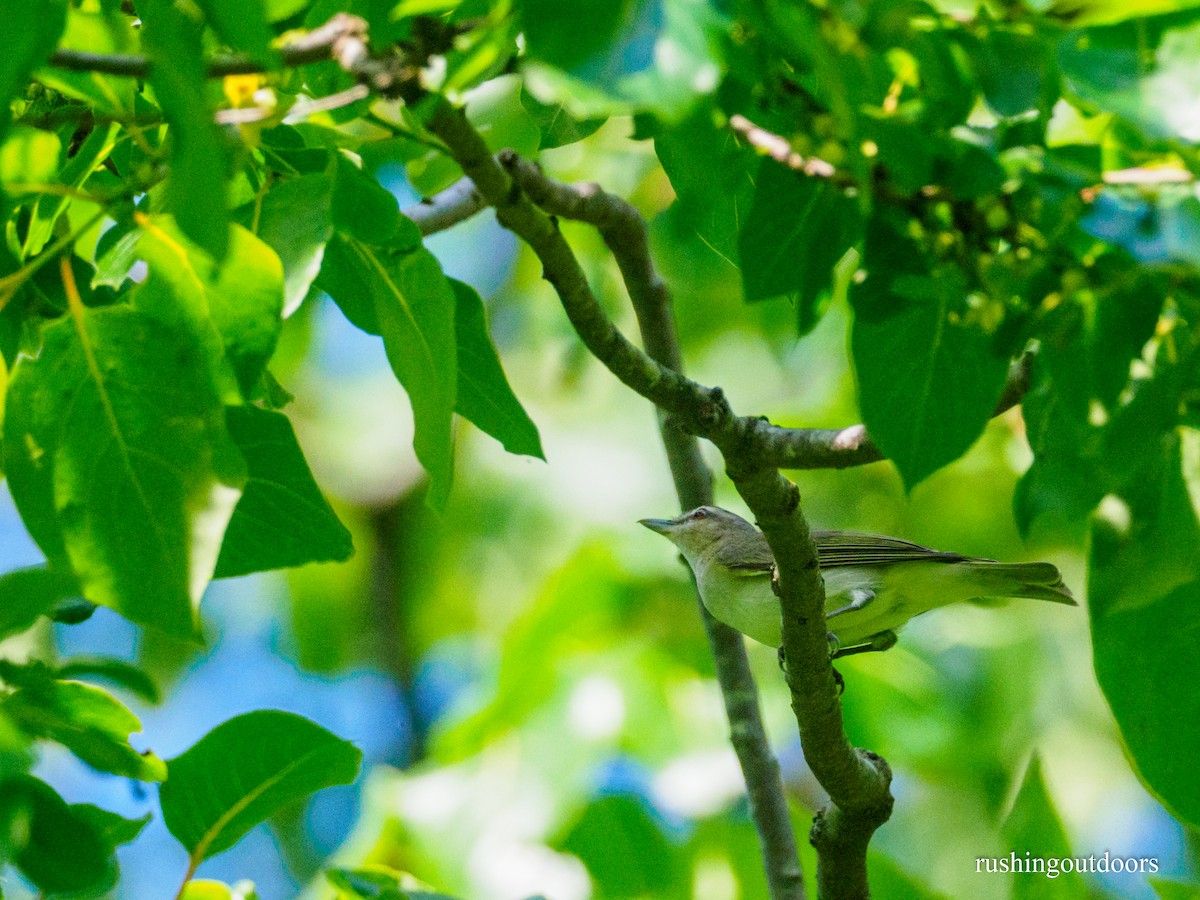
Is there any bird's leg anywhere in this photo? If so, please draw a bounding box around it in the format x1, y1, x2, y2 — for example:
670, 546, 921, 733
831, 629, 899, 659
825, 588, 876, 620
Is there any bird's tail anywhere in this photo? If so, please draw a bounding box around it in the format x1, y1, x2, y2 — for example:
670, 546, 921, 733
965, 561, 1076, 606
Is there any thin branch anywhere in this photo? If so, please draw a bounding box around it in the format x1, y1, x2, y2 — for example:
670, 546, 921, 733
729, 114, 848, 184
497, 154, 809, 897
490, 151, 898, 897
411, 102, 806, 900
46, 13, 370, 79
401, 177, 488, 237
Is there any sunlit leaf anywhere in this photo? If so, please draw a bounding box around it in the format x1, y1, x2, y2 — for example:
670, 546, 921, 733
0, 0, 67, 141
56, 656, 161, 704
136, 217, 285, 398
3, 306, 246, 638
139, 0, 230, 258
253, 171, 334, 316
0, 127, 61, 185
180, 879, 261, 900
320, 234, 457, 507
0, 675, 166, 781
161, 710, 361, 864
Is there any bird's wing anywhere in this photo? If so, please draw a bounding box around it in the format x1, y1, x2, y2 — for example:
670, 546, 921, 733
813, 531, 970, 568
715, 530, 776, 574
717, 529, 972, 573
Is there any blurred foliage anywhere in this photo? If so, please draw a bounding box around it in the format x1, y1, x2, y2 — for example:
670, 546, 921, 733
0, 0, 1198, 897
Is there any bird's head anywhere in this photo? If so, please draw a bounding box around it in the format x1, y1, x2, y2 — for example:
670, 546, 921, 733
639, 506, 757, 563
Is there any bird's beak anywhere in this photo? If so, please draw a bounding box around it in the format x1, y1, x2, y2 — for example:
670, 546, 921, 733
639, 518, 674, 535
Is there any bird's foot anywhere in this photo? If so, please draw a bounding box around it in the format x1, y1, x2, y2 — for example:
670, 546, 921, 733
831, 629, 899, 660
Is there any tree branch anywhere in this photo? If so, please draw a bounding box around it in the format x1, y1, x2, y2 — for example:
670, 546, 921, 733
499, 153, 809, 898
402, 177, 488, 237
46, 13, 372, 79
485, 152, 898, 897
495, 159, 1034, 472
412, 101, 808, 900
728, 115, 849, 185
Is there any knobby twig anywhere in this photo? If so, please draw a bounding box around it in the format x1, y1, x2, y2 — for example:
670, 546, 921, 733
418, 97, 897, 899
495, 154, 909, 899
491, 155, 808, 898
405, 172, 1035, 472
408, 105, 807, 900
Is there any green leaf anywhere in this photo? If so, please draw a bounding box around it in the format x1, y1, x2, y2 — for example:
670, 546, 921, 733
160, 710, 361, 864
22, 122, 119, 258
518, 0, 647, 74
867, 854, 952, 900
0, 677, 166, 781
136, 217, 285, 398
0, 126, 62, 186
519, 0, 726, 119
520, 89, 606, 149
321, 236, 457, 507
1002, 757, 1086, 897
253, 172, 335, 316
1057, 17, 1200, 142
0, 566, 79, 641
215, 405, 354, 578
851, 215, 1010, 488
451, 280, 543, 459
326, 866, 463, 899
555, 794, 688, 897
1152, 879, 1200, 900
56, 656, 161, 704
655, 102, 760, 267
1090, 433, 1200, 829
73, 803, 151, 847
0, 776, 115, 894
180, 881, 261, 900
737, 163, 861, 332
0, 0, 67, 141
1047, 0, 1200, 26
974, 28, 1058, 118
197, 0, 276, 63
331, 155, 415, 247
3, 305, 246, 638
139, 0, 230, 258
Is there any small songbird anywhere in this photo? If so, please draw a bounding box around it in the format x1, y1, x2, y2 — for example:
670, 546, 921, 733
640, 506, 1075, 656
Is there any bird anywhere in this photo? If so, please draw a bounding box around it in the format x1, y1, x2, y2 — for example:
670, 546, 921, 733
640, 506, 1075, 657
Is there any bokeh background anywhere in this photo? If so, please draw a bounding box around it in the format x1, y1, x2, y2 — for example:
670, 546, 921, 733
2, 104, 1196, 899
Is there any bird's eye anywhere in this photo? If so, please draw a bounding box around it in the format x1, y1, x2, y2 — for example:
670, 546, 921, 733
691, 509, 707, 520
